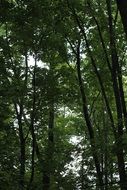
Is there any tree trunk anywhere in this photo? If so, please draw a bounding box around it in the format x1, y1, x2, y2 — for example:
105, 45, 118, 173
15, 104, 25, 190
19, 123, 25, 190
76, 42, 104, 189
43, 64, 55, 190
106, 0, 127, 189
27, 56, 37, 190
43, 103, 54, 190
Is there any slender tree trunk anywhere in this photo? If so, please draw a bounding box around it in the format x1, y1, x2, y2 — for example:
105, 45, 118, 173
43, 105, 54, 190
43, 64, 55, 190
102, 105, 108, 190
27, 56, 37, 190
19, 116, 25, 190
19, 140, 25, 190
15, 104, 25, 190
43, 103, 54, 190
76, 42, 104, 189
106, 0, 127, 189
117, 65, 127, 129
116, 0, 127, 128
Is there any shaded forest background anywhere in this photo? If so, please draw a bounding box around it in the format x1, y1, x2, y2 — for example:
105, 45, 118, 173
1, 0, 127, 189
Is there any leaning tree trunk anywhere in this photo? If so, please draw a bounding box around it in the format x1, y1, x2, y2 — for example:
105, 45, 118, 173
76, 42, 104, 190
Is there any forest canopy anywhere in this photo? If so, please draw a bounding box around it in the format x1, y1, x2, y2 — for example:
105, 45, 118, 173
1, 0, 127, 190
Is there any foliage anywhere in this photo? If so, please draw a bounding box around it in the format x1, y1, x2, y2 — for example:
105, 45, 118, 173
0, 0, 127, 189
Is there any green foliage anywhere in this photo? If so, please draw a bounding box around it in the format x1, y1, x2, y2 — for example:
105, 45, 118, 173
0, 0, 127, 189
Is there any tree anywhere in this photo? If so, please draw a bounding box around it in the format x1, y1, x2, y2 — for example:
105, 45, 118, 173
1, 0, 127, 189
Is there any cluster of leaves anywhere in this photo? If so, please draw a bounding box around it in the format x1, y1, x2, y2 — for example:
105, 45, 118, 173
0, 0, 127, 190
